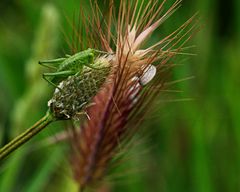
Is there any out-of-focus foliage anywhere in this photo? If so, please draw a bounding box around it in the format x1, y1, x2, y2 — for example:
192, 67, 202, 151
0, 0, 239, 191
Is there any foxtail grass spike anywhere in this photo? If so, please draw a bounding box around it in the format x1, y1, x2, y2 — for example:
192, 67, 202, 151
67, 0, 200, 190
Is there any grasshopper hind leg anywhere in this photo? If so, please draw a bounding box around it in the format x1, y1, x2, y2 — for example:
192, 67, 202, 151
39, 58, 66, 69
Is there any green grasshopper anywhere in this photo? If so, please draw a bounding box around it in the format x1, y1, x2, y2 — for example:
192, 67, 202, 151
39, 48, 101, 89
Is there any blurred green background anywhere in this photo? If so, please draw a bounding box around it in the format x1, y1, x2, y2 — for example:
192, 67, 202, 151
0, 0, 239, 191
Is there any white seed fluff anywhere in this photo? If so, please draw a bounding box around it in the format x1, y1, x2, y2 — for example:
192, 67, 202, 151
140, 65, 156, 86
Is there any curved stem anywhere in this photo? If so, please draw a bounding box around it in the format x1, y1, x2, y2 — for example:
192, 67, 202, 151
0, 111, 55, 161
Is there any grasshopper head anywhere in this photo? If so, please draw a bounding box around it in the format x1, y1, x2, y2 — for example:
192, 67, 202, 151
85, 48, 95, 64
88, 52, 94, 64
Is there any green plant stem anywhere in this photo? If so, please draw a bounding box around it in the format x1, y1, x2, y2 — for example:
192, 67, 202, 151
0, 110, 55, 161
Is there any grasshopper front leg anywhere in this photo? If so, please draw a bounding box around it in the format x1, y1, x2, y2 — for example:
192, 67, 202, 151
84, 62, 106, 70
65, 54, 71, 58
43, 70, 75, 90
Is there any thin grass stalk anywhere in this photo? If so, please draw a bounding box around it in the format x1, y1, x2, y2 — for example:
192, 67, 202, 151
0, 111, 55, 161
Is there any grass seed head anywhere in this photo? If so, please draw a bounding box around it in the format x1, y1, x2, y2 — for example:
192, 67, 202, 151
65, 0, 200, 189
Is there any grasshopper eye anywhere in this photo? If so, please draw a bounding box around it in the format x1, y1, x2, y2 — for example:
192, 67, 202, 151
140, 65, 156, 86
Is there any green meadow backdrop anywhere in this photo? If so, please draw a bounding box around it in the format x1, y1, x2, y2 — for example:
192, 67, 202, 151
0, 0, 239, 191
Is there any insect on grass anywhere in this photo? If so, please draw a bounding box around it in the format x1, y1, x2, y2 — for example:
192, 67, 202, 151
39, 48, 108, 90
